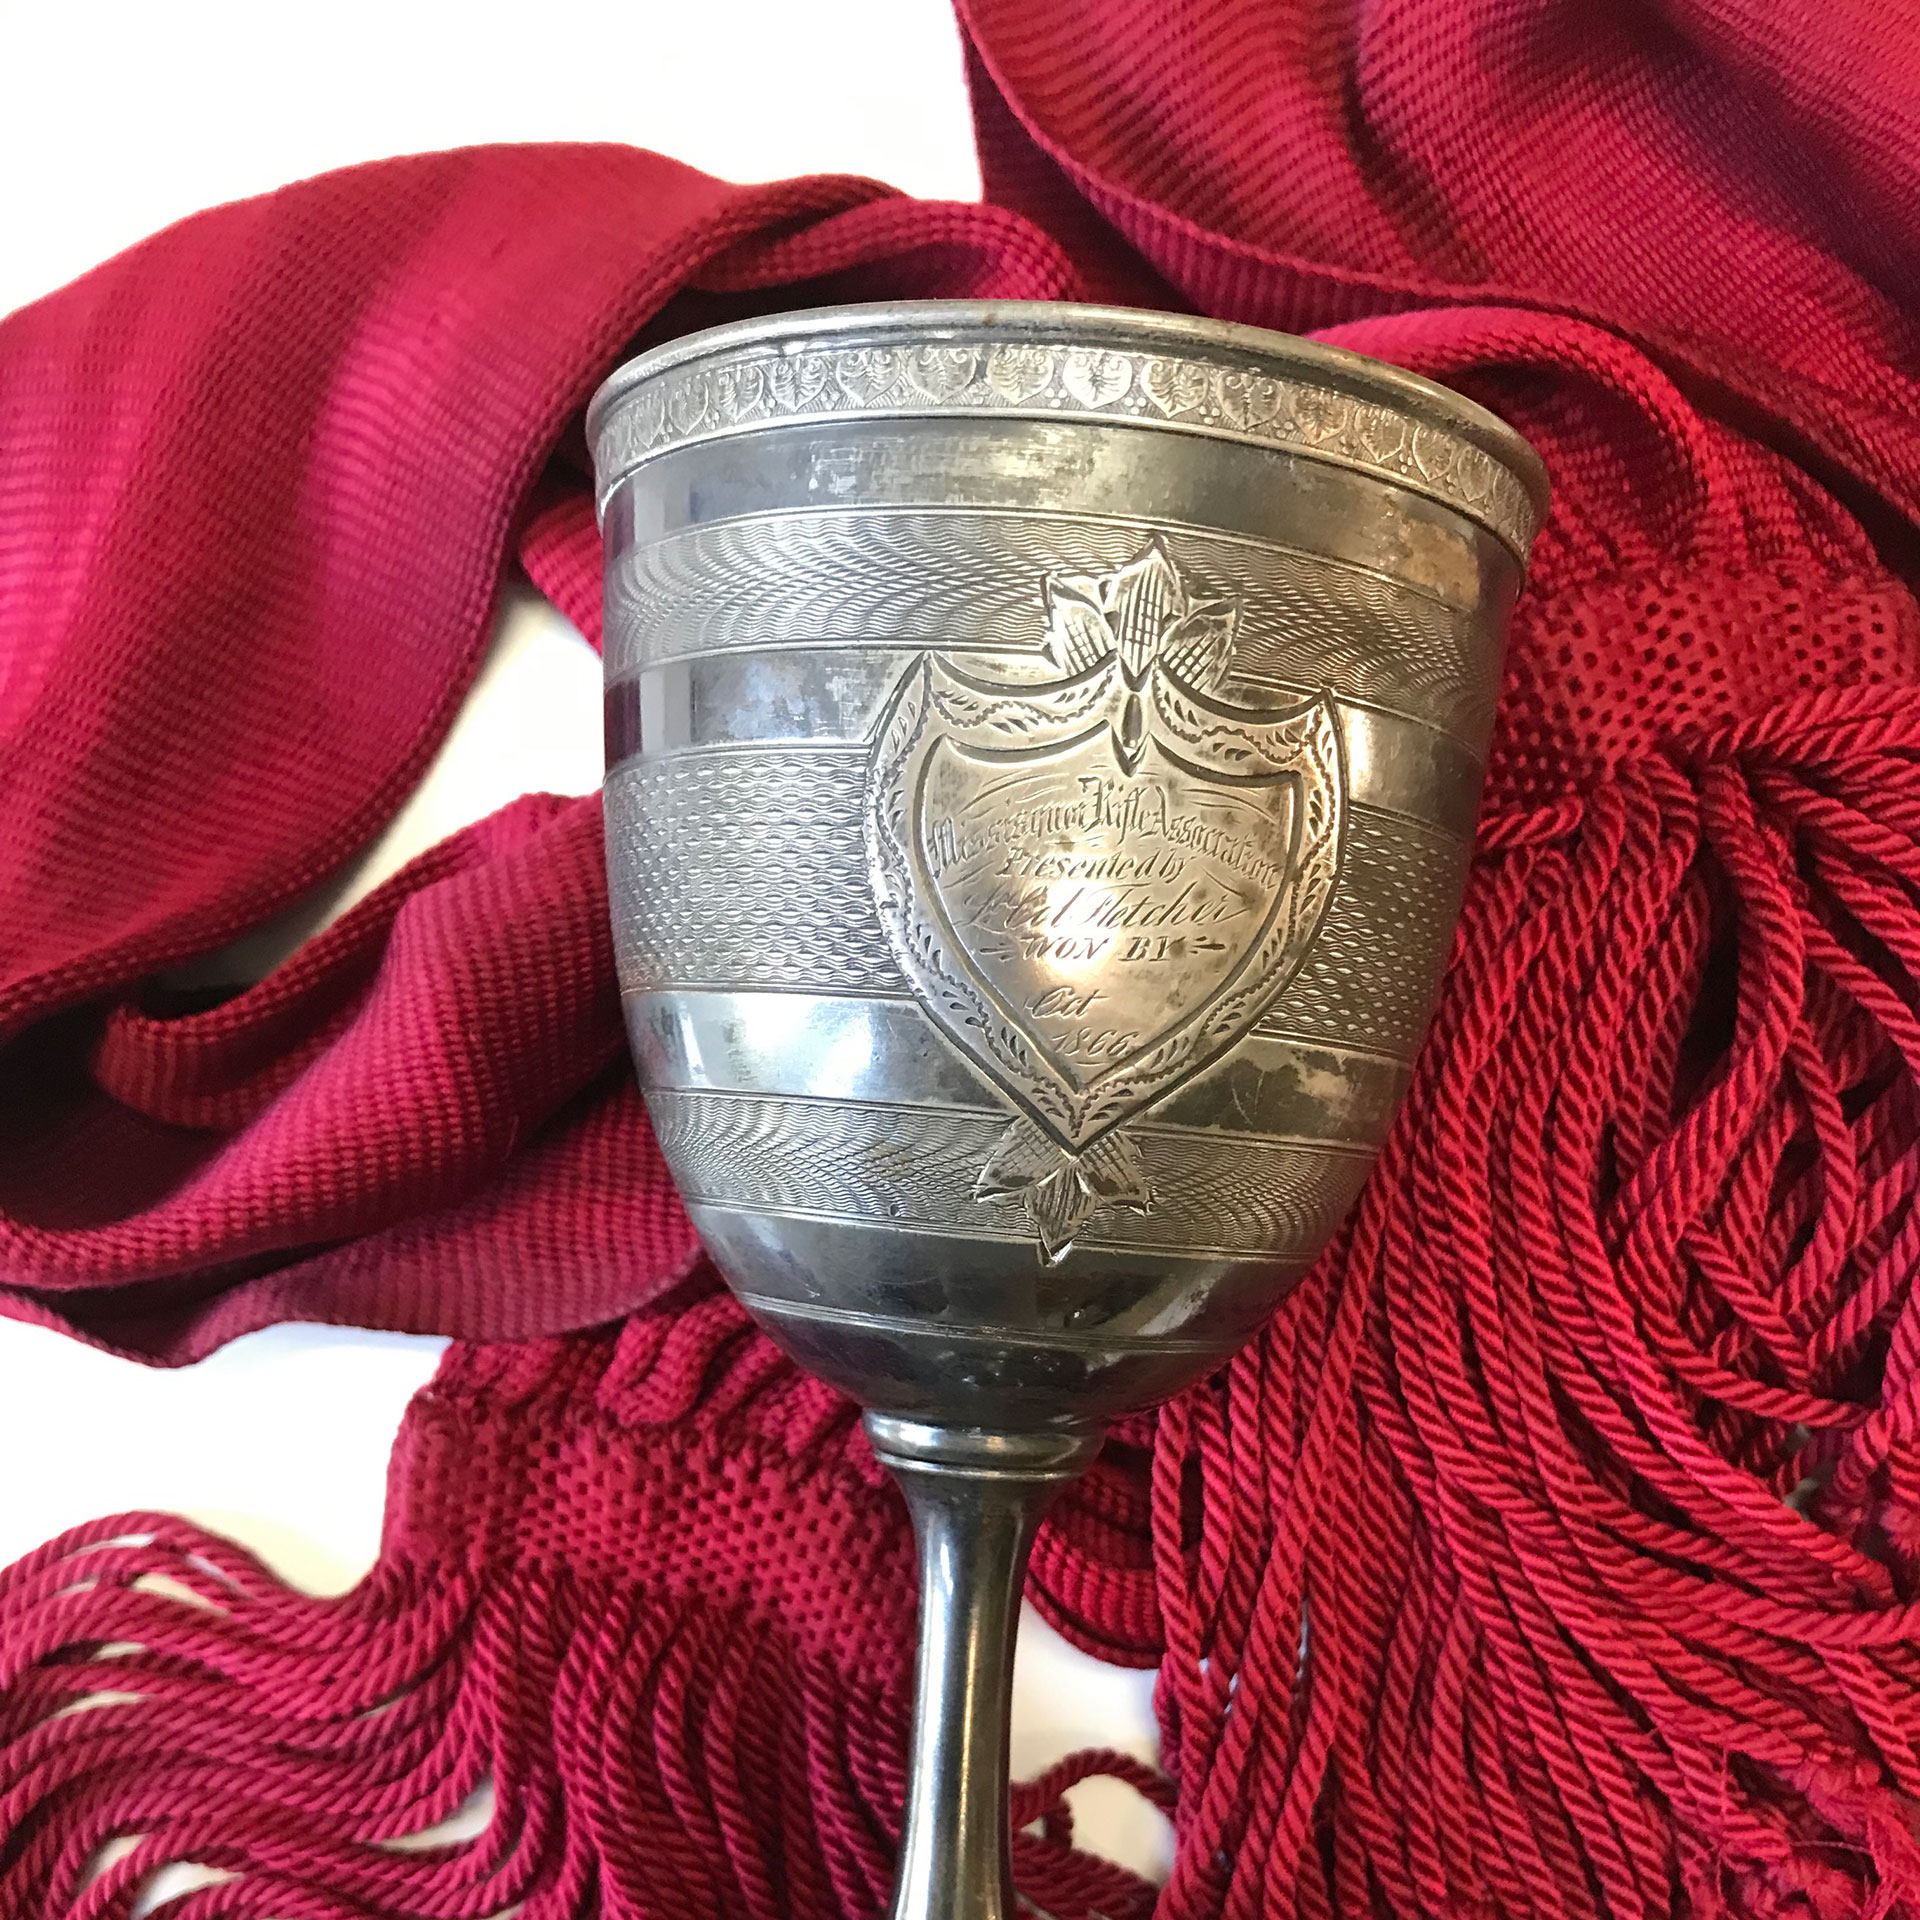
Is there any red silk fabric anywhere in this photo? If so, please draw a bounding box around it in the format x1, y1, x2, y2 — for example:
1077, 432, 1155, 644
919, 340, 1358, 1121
7, 3, 1920, 1913
0, 150, 1078, 1355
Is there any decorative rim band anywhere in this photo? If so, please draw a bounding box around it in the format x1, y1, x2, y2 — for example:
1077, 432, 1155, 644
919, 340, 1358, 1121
589, 306, 1547, 562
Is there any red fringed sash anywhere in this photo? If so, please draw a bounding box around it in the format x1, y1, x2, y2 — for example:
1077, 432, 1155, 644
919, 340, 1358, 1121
5, 1, 1920, 1911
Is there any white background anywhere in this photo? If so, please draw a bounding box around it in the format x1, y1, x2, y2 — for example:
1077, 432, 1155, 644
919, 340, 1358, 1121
0, 0, 1170, 1889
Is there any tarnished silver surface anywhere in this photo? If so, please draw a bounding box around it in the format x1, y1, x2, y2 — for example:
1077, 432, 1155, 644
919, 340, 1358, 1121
593, 301, 1545, 1920
591, 309, 1541, 557
605, 757, 1468, 1062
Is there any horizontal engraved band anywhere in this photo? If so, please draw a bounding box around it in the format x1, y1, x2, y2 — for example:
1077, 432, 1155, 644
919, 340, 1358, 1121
605, 655, 1483, 839
613, 424, 1500, 617
624, 988, 1412, 1145
693, 1207, 1310, 1351
651, 1089, 1373, 1260
604, 509, 1493, 740
591, 334, 1540, 559
740, 1294, 1230, 1357
605, 750, 1469, 1060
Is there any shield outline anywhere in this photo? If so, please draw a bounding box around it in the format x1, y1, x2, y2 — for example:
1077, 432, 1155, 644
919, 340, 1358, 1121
864, 647, 1347, 1157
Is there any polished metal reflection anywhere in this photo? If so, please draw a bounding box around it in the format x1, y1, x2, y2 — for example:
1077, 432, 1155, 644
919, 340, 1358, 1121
592, 302, 1546, 1920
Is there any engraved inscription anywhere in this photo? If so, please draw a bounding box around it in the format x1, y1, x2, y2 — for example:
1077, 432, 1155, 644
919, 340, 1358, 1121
594, 337, 1540, 559
863, 538, 1345, 1261
921, 759, 1292, 1085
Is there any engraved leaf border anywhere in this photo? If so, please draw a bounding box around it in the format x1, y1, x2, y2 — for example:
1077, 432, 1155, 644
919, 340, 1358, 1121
596, 339, 1538, 558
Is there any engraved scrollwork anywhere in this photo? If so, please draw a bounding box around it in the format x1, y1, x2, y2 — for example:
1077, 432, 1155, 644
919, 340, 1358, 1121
646, 1089, 1374, 1259
709, 360, 768, 427
1060, 347, 1132, 409
766, 352, 832, 413
906, 345, 979, 401
1214, 368, 1286, 433
608, 512, 1496, 742
983, 343, 1055, 404
834, 347, 912, 408
1142, 357, 1214, 419
666, 370, 711, 438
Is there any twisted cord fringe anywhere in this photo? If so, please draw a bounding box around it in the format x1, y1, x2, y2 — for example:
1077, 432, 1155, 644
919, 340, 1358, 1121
0, 1512, 1161, 1920
1104, 688, 1920, 1919
6, 688, 1920, 1918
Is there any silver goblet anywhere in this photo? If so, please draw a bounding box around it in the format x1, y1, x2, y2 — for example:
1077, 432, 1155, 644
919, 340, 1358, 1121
590, 303, 1545, 1920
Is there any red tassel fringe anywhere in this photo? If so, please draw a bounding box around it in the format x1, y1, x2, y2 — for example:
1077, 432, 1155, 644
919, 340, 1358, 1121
0, 1323, 1164, 1920
8, 688, 1920, 1918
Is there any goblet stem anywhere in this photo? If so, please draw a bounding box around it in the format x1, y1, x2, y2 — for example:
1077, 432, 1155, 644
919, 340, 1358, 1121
866, 1416, 1107, 1920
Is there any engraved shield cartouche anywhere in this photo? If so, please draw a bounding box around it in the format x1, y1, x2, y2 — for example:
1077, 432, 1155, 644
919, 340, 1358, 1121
593, 304, 1543, 1431
864, 534, 1345, 1261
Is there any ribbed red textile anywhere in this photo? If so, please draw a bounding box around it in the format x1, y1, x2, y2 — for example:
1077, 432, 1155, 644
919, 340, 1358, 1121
6, 0, 1920, 1913
0, 145, 1078, 1357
